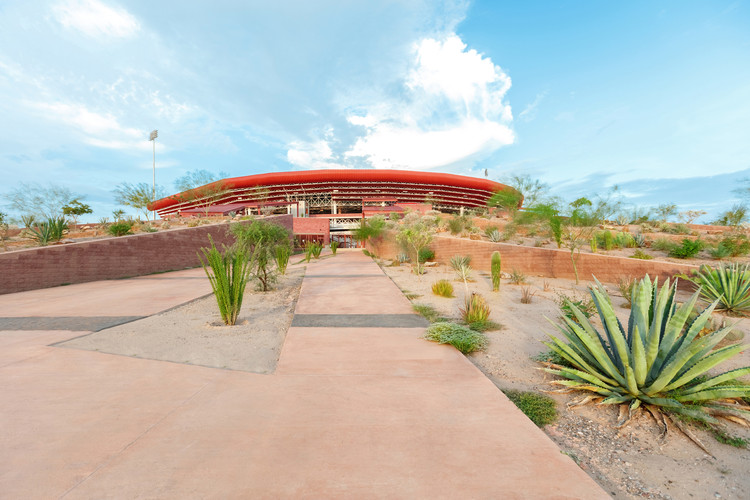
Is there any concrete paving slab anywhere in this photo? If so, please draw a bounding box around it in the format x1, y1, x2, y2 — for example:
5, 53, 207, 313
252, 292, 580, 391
0, 268, 210, 317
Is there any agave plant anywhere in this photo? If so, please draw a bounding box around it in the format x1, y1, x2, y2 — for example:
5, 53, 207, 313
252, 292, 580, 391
686, 263, 750, 316
542, 275, 750, 439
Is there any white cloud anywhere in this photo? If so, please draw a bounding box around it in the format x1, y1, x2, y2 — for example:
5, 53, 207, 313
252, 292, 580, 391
341, 33, 514, 170
28, 101, 152, 151
287, 140, 345, 170
52, 0, 140, 39
518, 91, 547, 122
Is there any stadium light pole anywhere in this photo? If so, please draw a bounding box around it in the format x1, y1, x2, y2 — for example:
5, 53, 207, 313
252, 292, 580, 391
149, 130, 158, 220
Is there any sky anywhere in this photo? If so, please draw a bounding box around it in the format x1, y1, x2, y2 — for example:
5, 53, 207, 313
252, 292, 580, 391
1, 0, 749, 222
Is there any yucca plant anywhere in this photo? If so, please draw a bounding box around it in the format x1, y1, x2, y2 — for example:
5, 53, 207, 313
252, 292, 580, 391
449, 255, 471, 271
542, 275, 750, 442
432, 279, 454, 298
330, 240, 339, 255
29, 221, 53, 246
311, 241, 323, 258
274, 245, 291, 275
491, 251, 502, 291
686, 263, 750, 316
198, 237, 252, 326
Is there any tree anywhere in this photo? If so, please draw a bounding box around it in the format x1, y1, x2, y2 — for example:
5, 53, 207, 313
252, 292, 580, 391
487, 189, 523, 216
713, 204, 748, 228
174, 169, 229, 191
677, 210, 707, 225
563, 197, 600, 285
504, 174, 550, 208
113, 182, 165, 221
396, 220, 434, 276
353, 215, 386, 246
654, 203, 677, 223
232, 220, 291, 291
4, 182, 75, 220
171, 180, 232, 217
62, 198, 93, 226
0, 211, 8, 250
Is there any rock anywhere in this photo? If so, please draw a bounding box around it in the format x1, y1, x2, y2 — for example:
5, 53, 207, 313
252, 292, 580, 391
469, 233, 481, 240
423, 261, 438, 267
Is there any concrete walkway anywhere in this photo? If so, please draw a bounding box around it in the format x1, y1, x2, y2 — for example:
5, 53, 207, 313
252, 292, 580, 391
0, 252, 608, 499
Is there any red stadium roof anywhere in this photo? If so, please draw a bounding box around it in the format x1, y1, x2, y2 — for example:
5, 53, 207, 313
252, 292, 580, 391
149, 169, 517, 216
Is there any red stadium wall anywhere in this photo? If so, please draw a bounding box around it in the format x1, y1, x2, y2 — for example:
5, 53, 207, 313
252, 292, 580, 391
293, 218, 330, 244
0, 215, 293, 295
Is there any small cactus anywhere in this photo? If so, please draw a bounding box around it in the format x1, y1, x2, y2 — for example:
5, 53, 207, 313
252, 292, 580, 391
491, 251, 501, 291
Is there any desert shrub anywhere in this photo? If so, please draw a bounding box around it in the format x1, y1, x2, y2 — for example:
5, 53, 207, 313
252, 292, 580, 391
542, 276, 750, 432
449, 255, 471, 271
353, 215, 386, 244
274, 245, 291, 275
491, 251, 502, 291
187, 219, 200, 228
447, 217, 463, 235
669, 238, 703, 259
596, 230, 615, 250
503, 390, 558, 427
389, 212, 402, 221
431, 280, 454, 298
509, 268, 527, 285
630, 249, 653, 260
719, 234, 750, 258
21, 214, 36, 229
330, 241, 339, 255
666, 223, 692, 235
686, 263, 750, 316
198, 236, 252, 326
460, 292, 491, 326
651, 237, 675, 252
557, 293, 596, 323
141, 224, 158, 233
502, 222, 518, 241
614, 232, 635, 248
108, 221, 133, 237
709, 244, 732, 260
418, 247, 435, 263
521, 286, 535, 304
424, 322, 487, 354
484, 225, 499, 237
618, 277, 636, 308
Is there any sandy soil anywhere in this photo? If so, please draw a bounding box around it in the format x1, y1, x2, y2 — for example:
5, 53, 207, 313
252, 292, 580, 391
379, 260, 750, 500
61, 266, 305, 373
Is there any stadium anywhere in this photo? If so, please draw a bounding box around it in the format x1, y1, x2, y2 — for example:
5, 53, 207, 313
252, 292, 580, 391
149, 169, 517, 247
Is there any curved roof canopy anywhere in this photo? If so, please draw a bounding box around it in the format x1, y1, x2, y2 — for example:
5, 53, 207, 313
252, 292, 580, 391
149, 169, 517, 216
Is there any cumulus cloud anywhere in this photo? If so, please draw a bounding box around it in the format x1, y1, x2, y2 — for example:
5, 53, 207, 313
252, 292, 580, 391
52, 0, 140, 39
342, 34, 514, 170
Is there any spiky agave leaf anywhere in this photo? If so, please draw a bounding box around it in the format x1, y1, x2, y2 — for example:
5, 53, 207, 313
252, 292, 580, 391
689, 263, 750, 315
542, 275, 750, 429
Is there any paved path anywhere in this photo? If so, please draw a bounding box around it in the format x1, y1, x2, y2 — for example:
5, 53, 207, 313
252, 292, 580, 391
0, 252, 608, 499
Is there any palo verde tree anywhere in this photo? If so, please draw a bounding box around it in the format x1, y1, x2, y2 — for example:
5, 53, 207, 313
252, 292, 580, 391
172, 180, 232, 217
174, 169, 228, 192
487, 188, 523, 217
5, 182, 76, 220
353, 215, 386, 251
62, 198, 93, 226
232, 219, 291, 291
113, 182, 165, 221
396, 218, 434, 276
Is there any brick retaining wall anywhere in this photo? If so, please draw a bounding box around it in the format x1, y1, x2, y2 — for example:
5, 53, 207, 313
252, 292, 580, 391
367, 232, 699, 285
0, 215, 293, 295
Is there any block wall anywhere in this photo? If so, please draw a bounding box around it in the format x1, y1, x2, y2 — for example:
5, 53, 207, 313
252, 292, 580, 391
367, 232, 699, 285
0, 215, 293, 295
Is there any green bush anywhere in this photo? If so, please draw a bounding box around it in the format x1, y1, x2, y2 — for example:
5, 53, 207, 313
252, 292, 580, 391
198, 236, 252, 325
491, 251, 502, 291
686, 263, 750, 316
108, 221, 133, 237
651, 237, 675, 252
709, 243, 732, 260
719, 234, 750, 257
418, 247, 435, 263
669, 238, 703, 259
503, 390, 558, 427
543, 276, 750, 431
614, 232, 635, 248
274, 245, 291, 275
424, 322, 487, 354
431, 279, 454, 298
447, 217, 463, 235
630, 249, 653, 260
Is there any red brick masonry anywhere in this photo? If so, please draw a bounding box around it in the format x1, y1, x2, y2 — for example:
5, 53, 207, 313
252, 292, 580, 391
368, 232, 700, 286
0, 215, 293, 295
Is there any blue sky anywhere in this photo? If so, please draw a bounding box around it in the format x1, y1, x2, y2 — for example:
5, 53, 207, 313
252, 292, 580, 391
1, 0, 749, 221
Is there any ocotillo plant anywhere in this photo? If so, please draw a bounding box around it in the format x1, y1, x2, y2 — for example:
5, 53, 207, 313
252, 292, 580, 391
491, 251, 502, 291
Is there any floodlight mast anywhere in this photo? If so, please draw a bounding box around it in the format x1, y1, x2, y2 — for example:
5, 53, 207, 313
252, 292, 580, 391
149, 130, 158, 220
